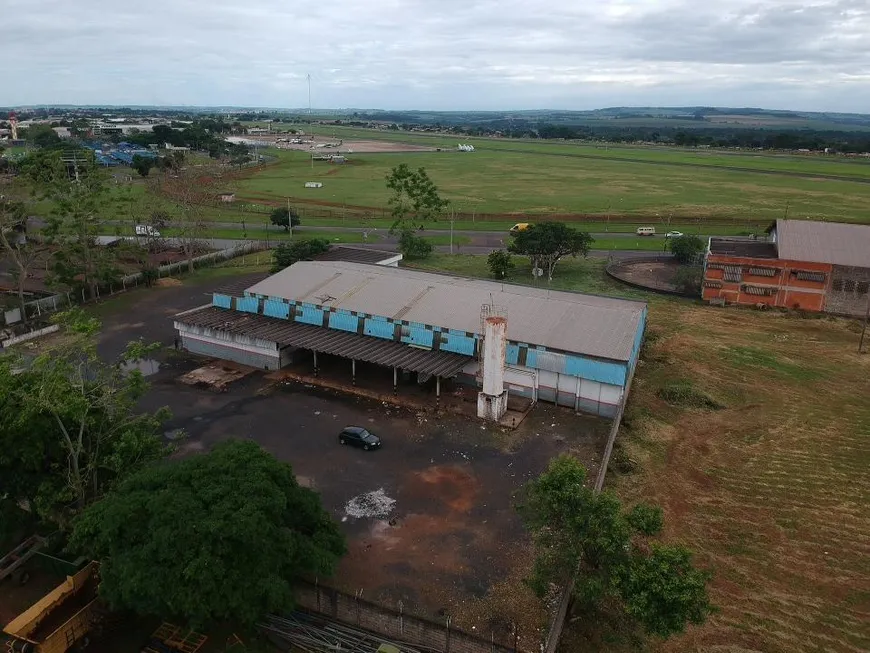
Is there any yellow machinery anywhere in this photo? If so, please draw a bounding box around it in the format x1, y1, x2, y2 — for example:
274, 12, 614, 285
142, 623, 207, 653
2, 562, 99, 653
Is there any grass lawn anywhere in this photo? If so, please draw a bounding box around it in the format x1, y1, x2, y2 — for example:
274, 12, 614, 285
414, 253, 870, 652
234, 145, 870, 224
407, 253, 646, 298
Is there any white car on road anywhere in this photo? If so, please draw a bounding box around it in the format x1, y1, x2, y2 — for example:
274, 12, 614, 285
665, 231, 684, 239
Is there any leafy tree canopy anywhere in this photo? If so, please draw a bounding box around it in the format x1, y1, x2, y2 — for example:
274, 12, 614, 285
0, 310, 169, 528
397, 230, 433, 260
508, 222, 593, 281
131, 154, 155, 178
668, 234, 705, 265
270, 206, 301, 232
70, 440, 346, 628
487, 250, 514, 279
273, 238, 331, 271
385, 164, 448, 233
517, 455, 712, 639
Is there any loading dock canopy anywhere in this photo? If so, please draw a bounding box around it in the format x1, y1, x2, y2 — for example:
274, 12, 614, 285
179, 307, 471, 378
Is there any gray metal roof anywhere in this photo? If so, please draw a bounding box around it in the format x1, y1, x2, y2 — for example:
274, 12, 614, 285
313, 245, 401, 265
178, 306, 471, 378
246, 261, 647, 362
710, 238, 777, 258
774, 220, 870, 268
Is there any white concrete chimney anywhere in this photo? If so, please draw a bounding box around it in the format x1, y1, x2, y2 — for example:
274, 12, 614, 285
477, 315, 508, 421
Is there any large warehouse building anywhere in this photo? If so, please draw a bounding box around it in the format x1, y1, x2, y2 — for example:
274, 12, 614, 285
703, 219, 870, 316
175, 261, 647, 418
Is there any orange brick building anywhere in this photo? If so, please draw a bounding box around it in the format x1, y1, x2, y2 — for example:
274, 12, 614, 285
703, 220, 870, 316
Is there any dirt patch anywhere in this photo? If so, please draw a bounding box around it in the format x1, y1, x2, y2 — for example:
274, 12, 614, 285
607, 257, 689, 294
154, 277, 183, 287
403, 465, 479, 513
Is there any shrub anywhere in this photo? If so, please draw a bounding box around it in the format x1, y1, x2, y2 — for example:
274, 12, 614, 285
674, 266, 703, 295
272, 238, 330, 271
487, 250, 514, 278
398, 230, 433, 260
668, 235, 705, 265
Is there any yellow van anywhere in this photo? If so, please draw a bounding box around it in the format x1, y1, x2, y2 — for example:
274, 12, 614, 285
510, 223, 531, 234
636, 226, 656, 236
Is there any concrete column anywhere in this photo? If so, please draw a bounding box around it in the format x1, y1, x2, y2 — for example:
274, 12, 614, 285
393, 367, 398, 394
313, 350, 318, 377
351, 359, 356, 386
436, 375, 441, 404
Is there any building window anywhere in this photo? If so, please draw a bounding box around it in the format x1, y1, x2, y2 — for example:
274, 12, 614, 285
794, 270, 826, 283
748, 266, 776, 277
832, 278, 845, 292
858, 281, 869, 295
723, 265, 742, 282
743, 285, 775, 297
844, 279, 857, 293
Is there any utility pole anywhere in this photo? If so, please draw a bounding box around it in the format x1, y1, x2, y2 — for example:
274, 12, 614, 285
449, 208, 455, 254
307, 74, 311, 117
287, 197, 293, 238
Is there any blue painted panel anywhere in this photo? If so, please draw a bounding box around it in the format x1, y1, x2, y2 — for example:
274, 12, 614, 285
441, 333, 476, 356
329, 311, 360, 333
237, 296, 259, 314
629, 307, 647, 371
506, 343, 520, 365
263, 299, 290, 319
363, 317, 395, 340
297, 304, 324, 326
212, 293, 232, 309
564, 356, 627, 386
526, 348, 538, 368
401, 324, 434, 348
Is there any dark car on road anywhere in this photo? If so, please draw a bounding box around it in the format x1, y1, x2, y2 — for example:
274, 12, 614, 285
339, 426, 381, 451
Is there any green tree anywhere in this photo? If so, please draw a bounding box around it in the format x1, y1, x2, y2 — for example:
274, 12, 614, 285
668, 234, 705, 265
272, 238, 331, 271
270, 206, 301, 232
70, 440, 346, 628
398, 231, 433, 260
385, 164, 448, 234
508, 222, 593, 281
673, 266, 703, 296
517, 456, 712, 640
131, 154, 155, 177
0, 192, 48, 322
26, 124, 63, 149
31, 155, 120, 297
487, 250, 514, 279
0, 311, 169, 527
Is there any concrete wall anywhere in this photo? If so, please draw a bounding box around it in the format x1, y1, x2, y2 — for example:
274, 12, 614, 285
293, 580, 523, 653
176, 322, 281, 370
826, 265, 870, 316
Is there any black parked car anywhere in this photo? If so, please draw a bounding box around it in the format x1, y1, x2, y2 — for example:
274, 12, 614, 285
339, 426, 381, 451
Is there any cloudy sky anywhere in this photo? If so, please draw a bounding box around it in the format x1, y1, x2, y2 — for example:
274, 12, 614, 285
4, 0, 869, 111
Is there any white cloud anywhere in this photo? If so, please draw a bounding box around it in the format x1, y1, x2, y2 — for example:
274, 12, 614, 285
2, 0, 868, 111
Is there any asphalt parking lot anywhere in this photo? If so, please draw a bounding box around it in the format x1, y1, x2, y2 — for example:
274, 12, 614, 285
92, 272, 611, 633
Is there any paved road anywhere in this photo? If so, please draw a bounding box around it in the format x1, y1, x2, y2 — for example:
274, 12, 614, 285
97, 234, 666, 260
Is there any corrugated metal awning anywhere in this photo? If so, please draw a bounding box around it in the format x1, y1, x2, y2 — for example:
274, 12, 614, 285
177, 307, 471, 378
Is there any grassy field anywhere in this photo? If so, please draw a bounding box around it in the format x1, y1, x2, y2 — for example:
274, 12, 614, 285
234, 142, 870, 224
409, 255, 870, 652
304, 124, 870, 180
